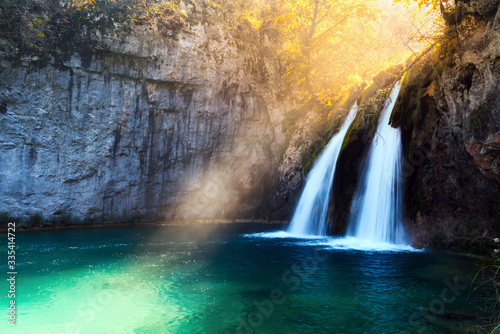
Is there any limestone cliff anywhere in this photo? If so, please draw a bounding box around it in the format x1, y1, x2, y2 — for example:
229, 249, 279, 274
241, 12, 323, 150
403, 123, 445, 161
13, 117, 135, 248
390, 0, 500, 251
0, 5, 290, 223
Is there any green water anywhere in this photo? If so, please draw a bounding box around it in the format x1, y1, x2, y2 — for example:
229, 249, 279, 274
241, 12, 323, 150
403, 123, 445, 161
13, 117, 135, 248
0, 223, 490, 333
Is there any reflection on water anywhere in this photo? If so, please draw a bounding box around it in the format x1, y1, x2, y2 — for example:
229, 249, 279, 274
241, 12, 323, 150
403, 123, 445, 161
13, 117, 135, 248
0, 224, 489, 334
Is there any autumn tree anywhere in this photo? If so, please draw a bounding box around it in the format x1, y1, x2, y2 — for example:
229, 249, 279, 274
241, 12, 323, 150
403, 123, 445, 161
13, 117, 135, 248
394, 0, 454, 13
392, 0, 455, 38
178, 1, 430, 107
272, 0, 380, 104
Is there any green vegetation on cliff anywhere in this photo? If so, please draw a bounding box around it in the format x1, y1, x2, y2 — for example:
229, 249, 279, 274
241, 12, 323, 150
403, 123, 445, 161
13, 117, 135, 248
0, 0, 187, 66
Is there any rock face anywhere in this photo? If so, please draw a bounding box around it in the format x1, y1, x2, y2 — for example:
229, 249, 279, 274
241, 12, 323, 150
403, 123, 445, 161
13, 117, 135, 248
268, 104, 323, 220
390, 0, 500, 251
0, 21, 289, 222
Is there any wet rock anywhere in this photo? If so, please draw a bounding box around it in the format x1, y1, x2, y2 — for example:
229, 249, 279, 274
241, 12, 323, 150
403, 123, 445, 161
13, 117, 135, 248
0, 22, 290, 222
393, 1, 500, 251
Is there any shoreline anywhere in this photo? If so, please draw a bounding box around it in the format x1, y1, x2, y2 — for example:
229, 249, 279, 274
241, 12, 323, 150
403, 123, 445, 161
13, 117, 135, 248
0, 220, 491, 259
0, 219, 288, 233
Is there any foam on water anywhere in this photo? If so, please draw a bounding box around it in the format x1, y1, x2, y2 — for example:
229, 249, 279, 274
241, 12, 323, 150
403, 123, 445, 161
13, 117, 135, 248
243, 233, 420, 252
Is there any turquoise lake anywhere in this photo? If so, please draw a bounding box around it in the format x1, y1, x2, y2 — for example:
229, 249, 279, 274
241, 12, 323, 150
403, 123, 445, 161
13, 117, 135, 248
0, 223, 490, 333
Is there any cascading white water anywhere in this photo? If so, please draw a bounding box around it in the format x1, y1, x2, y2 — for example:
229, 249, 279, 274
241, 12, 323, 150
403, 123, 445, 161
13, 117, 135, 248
347, 82, 408, 244
287, 104, 358, 236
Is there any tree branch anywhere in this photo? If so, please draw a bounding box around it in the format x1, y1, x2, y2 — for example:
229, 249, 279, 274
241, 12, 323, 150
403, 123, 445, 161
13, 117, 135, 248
312, 14, 351, 41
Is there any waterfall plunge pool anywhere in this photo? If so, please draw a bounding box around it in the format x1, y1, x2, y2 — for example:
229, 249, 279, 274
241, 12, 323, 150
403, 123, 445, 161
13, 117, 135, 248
1, 223, 490, 333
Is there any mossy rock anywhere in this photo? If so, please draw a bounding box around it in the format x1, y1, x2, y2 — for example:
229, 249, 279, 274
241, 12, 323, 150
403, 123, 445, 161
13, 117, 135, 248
467, 104, 489, 140
357, 65, 403, 107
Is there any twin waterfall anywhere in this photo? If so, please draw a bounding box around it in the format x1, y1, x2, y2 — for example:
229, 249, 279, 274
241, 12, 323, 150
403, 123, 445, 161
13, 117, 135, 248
287, 82, 408, 245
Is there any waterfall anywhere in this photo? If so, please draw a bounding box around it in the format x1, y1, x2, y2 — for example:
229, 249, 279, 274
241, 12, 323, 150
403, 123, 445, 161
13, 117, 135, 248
347, 82, 408, 244
287, 103, 358, 236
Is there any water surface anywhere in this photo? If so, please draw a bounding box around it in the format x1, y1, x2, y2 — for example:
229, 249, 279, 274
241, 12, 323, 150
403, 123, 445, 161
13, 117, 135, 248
0, 223, 488, 333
